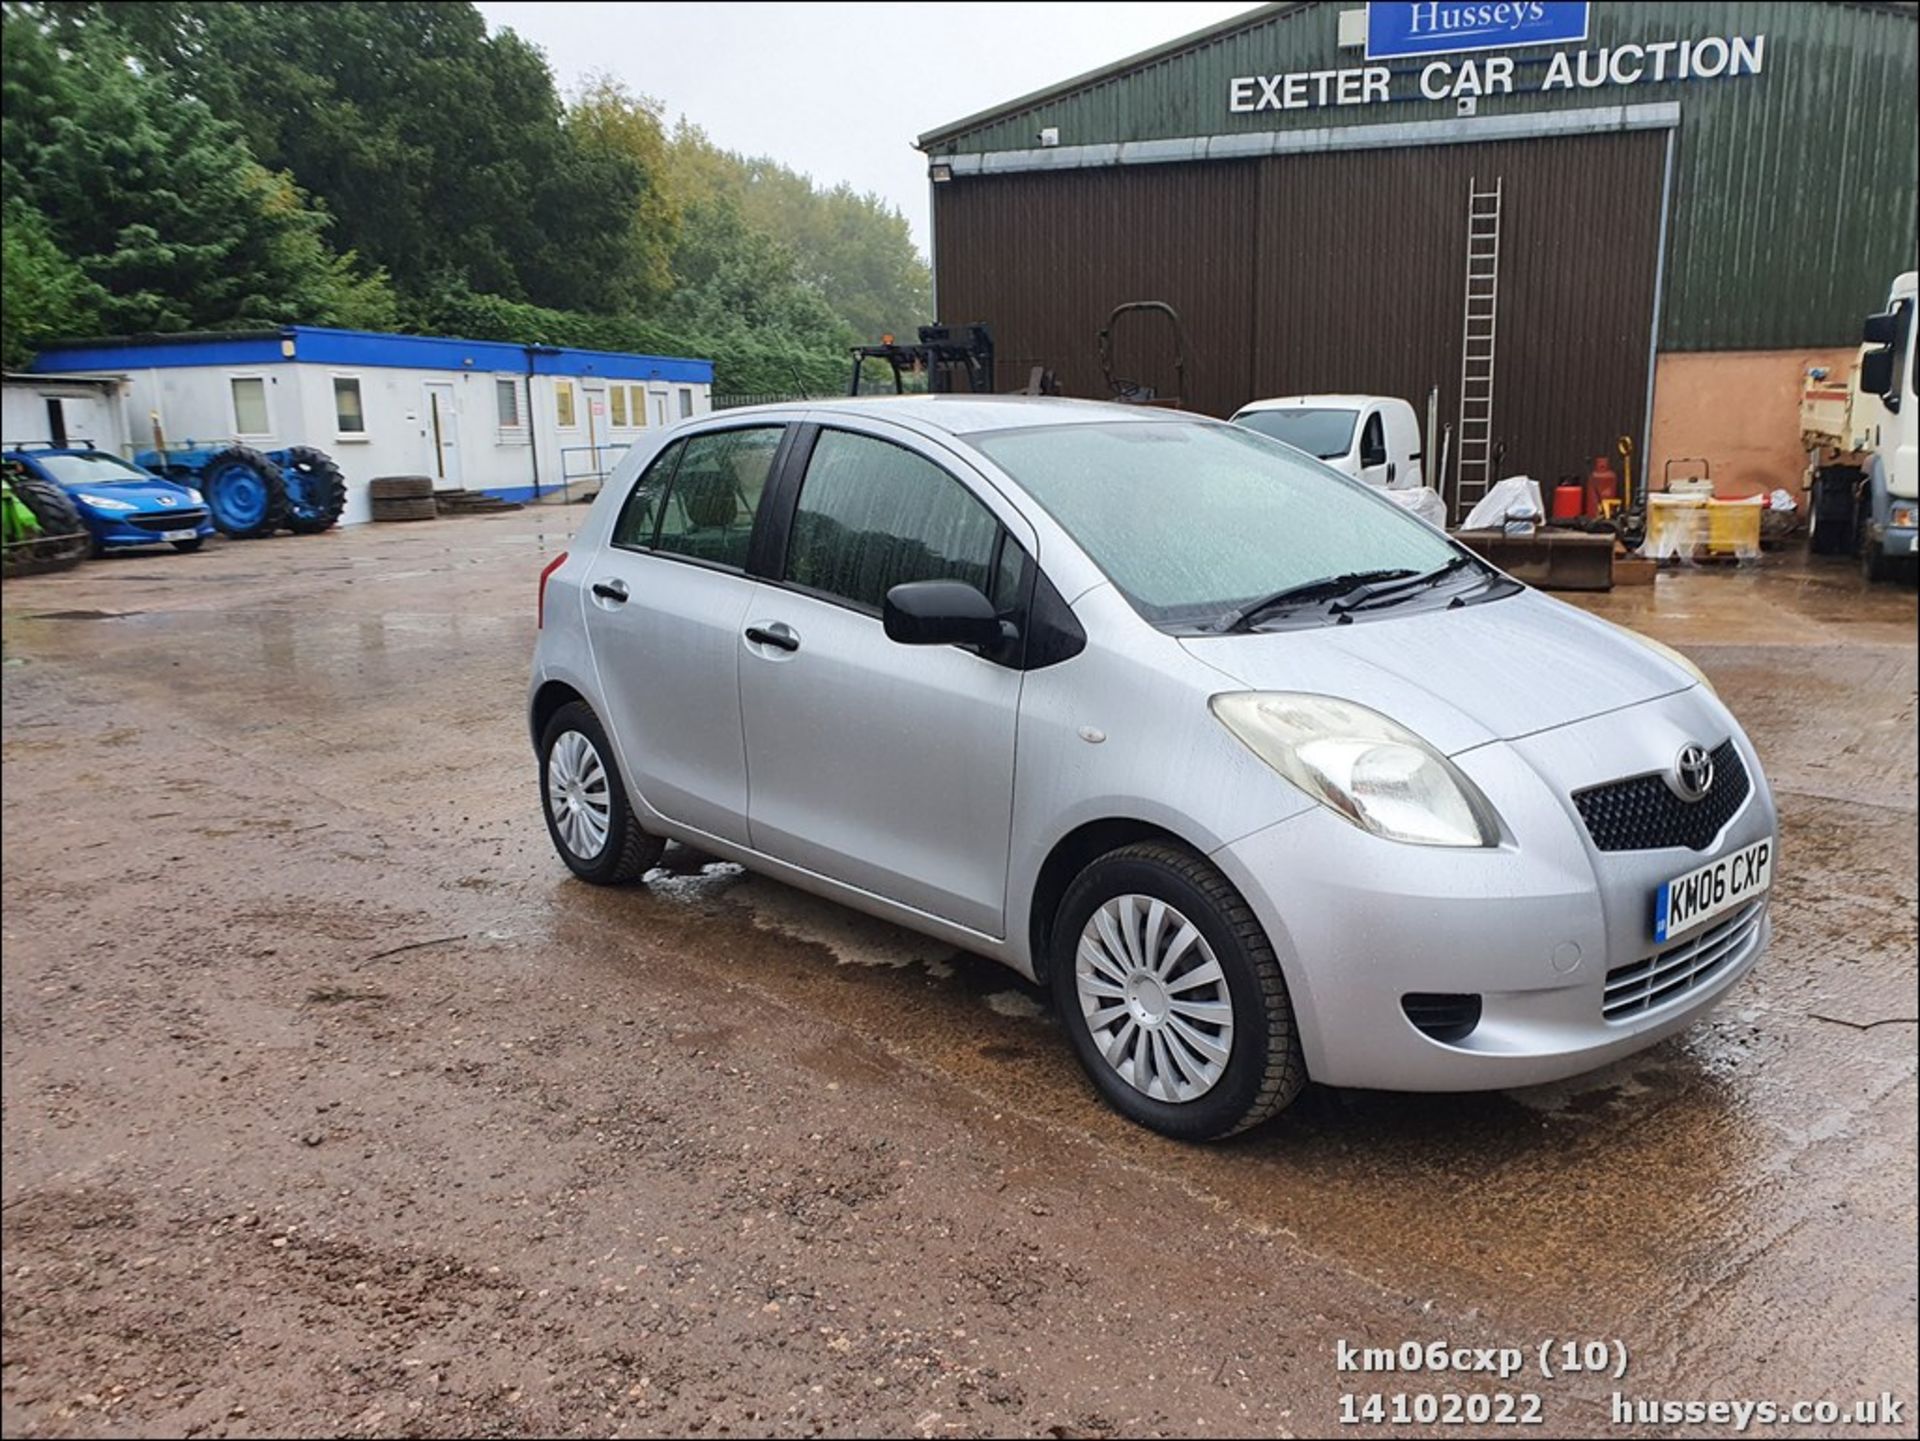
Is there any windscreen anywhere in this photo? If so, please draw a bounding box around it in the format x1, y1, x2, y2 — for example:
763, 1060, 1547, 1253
973, 420, 1462, 630
1231, 407, 1359, 460
31, 453, 153, 486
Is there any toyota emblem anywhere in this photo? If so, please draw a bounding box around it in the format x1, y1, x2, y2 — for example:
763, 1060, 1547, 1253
1671, 744, 1715, 803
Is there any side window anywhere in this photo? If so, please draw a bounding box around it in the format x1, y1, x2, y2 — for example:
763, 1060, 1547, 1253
1359, 411, 1387, 467
612, 438, 685, 548
786, 429, 1002, 612
231, 376, 269, 435
652, 426, 784, 570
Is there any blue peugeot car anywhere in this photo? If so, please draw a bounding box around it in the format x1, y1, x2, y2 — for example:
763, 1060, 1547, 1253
0, 446, 215, 554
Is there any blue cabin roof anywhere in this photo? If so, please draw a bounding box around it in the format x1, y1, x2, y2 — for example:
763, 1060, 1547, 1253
30, 325, 714, 385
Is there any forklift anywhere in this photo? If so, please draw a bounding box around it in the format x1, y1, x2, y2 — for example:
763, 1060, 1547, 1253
848, 323, 998, 396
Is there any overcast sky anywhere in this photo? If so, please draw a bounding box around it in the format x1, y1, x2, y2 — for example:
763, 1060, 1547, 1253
474, 2, 1256, 256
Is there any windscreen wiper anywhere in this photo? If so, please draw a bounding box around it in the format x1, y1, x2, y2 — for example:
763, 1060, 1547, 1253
1329, 555, 1479, 615
1214, 569, 1416, 633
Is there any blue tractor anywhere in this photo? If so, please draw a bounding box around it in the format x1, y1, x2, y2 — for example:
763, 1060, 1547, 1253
135, 443, 348, 538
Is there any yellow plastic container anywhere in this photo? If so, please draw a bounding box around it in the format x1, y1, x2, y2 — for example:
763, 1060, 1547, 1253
1644, 494, 1708, 560
1705, 498, 1764, 558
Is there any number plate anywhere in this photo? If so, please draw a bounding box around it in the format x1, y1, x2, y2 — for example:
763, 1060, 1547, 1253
1655, 838, 1772, 943
162, 529, 197, 542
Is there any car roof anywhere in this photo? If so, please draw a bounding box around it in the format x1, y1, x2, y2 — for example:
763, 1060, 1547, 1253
720, 393, 1207, 438
1232, 395, 1380, 414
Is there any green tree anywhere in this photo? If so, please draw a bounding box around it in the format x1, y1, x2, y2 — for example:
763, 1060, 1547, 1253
0, 198, 102, 369
82, 0, 657, 312
567, 77, 682, 309
1, 5, 394, 340
663, 122, 930, 342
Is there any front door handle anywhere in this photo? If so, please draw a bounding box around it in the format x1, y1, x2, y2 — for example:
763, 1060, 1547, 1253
744, 624, 800, 653
592, 579, 629, 603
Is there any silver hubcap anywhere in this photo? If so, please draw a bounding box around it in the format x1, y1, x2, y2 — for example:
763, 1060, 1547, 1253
1076, 894, 1234, 1104
547, 730, 611, 860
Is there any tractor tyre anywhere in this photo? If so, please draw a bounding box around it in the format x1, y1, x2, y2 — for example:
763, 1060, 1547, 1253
369, 495, 438, 522
200, 446, 290, 539
368, 475, 435, 501
12, 476, 93, 563
281, 446, 349, 534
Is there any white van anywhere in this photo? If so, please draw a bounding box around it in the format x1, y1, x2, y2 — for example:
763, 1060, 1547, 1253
1231, 394, 1423, 491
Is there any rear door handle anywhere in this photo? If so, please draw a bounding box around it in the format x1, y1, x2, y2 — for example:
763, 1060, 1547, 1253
592, 579, 629, 603
744, 624, 799, 652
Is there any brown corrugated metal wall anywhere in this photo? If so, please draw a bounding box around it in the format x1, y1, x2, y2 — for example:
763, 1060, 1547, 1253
933, 131, 1666, 490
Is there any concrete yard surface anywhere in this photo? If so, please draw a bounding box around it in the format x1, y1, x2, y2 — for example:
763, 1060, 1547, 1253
2, 509, 1915, 1438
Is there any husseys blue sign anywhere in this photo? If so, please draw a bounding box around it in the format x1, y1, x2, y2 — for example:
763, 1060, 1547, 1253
1366, 2, 1590, 60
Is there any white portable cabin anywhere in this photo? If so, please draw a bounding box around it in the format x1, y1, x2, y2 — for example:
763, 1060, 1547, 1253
27, 327, 715, 524
2, 372, 131, 455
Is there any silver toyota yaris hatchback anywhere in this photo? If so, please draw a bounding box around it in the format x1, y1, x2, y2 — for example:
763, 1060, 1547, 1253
530, 397, 1775, 1140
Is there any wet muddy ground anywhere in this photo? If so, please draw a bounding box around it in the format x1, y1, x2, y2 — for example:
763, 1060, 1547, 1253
2, 510, 1915, 1439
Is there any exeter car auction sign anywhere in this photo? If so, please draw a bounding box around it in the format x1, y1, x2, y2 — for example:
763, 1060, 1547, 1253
1227, 1, 1765, 114
1367, 1, 1589, 59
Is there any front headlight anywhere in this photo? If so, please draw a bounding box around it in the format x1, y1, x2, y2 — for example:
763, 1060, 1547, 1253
1210, 692, 1502, 847
184, 487, 205, 505
78, 493, 137, 511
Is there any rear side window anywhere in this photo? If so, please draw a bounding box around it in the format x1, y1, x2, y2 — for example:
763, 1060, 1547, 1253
653, 426, 783, 570
612, 438, 684, 548
785, 429, 1002, 612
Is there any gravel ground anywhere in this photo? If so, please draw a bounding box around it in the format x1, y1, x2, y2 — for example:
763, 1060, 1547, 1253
2, 510, 1914, 1439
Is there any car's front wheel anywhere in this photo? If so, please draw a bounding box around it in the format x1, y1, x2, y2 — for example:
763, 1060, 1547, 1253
538, 701, 664, 884
1051, 842, 1305, 1140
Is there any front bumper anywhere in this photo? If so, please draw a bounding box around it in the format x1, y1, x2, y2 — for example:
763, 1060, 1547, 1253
1211, 689, 1776, 1092
89, 508, 215, 547
1866, 517, 1918, 559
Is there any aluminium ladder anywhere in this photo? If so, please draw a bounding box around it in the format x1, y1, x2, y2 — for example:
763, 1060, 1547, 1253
1453, 177, 1502, 523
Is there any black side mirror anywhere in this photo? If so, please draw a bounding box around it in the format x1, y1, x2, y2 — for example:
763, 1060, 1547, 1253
1860, 346, 1896, 400
1862, 305, 1904, 345
884, 579, 1004, 647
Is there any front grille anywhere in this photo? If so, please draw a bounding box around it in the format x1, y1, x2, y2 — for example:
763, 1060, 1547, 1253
1603, 899, 1766, 1021
126, 508, 207, 532
1401, 992, 1482, 1044
1572, 739, 1749, 852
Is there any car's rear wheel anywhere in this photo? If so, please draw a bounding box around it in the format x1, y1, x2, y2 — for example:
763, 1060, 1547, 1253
538, 701, 663, 884
1051, 842, 1305, 1140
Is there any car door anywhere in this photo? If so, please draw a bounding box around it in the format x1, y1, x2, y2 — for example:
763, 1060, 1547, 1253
1384, 400, 1424, 489
737, 423, 1032, 936
581, 423, 788, 846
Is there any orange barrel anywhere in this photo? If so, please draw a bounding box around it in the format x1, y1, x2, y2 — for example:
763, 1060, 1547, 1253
1552, 482, 1586, 520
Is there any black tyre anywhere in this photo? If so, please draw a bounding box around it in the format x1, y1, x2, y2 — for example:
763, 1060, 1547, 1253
538, 701, 664, 885
170, 537, 206, 553
369, 496, 437, 522
281, 445, 349, 534
1807, 466, 1861, 556
367, 474, 435, 501
11, 476, 93, 562
1051, 842, 1306, 1140
199, 445, 289, 538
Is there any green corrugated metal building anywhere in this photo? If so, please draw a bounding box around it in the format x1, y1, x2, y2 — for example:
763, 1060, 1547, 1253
916, 1, 1919, 505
